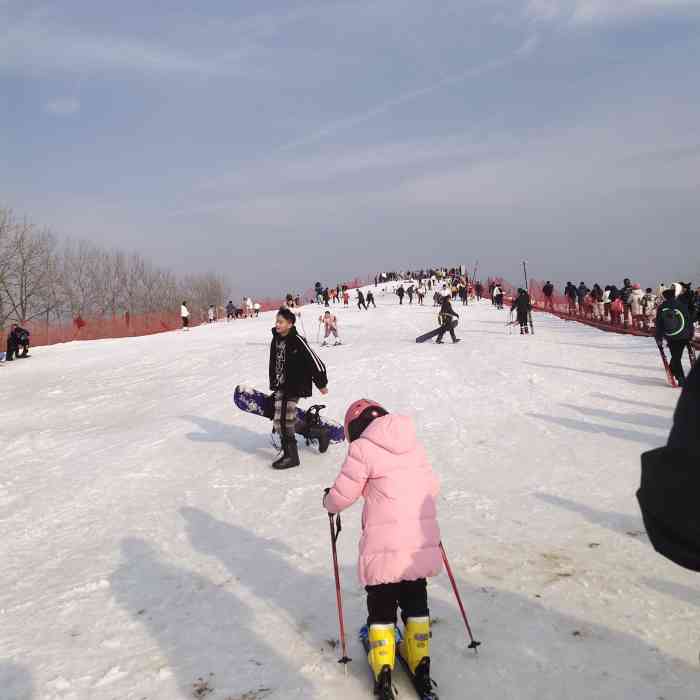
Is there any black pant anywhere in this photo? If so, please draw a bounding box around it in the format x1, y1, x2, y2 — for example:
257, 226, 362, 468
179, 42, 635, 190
358, 300, 368, 310
366, 579, 429, 625
368, 298, 376, 308
437, 321, 456, 342
5, 338, 18, 361
668, 340, 687, 384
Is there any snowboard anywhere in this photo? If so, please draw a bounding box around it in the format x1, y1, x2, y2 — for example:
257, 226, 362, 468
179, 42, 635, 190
415, 320, 458, 344
359, 626, 438, 700
233, 385, 345, 443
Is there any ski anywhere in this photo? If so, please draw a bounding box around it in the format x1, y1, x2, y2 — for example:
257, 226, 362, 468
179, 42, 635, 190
359, 626, 439, 700
658, 344, 678, 387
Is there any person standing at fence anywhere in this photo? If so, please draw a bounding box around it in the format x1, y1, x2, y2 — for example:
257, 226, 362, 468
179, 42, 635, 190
542, 281, 554, 311
181, 301, 190, 330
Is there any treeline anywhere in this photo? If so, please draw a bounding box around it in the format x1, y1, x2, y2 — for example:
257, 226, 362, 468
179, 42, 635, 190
0, 208, 228, 328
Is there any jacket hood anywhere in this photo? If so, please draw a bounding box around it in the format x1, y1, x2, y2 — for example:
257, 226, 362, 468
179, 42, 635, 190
360, 414, 417, 455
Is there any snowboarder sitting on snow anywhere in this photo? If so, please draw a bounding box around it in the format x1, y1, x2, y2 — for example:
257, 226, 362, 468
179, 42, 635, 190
655, 288, 695, 387
5, 324, 30, 361
319, 310, 341, 346
511, 288, 532, 335
269, 307, 329, 469
436, 296, 460, 344
323, 399, 442, 698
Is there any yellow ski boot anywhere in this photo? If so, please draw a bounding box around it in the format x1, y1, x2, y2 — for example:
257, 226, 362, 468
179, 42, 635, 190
367, 623, 396, 699
400, 616, 437, 698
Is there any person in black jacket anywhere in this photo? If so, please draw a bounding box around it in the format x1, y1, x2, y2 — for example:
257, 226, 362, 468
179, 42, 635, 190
542, 281, 554, 311
269, 308, 329, 469
637, 360, 700, 571
655, 288, 694, 387
5, 324, 30, 361
564, 282, 577, 314
511, 289, 532, 335
436, 296, 460, 344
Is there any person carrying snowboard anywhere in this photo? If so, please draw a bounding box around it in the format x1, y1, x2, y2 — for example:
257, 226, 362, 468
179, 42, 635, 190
655, 288, 695, 387
436, 296, 460, 344
269, 308, 329, 469
323, 399, 442, 699
319, 310, 341, 346
511, 288, 532, 334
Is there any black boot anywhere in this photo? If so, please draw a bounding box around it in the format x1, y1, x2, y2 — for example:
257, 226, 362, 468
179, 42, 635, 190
373, 666, 396, 699
307, 425, 330, 454
413, 658, 438, 698
273, 437, 300, 470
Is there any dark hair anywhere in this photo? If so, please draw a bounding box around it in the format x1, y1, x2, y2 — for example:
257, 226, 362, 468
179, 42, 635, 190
277, 307, 296, 324
348, 405, 389, 442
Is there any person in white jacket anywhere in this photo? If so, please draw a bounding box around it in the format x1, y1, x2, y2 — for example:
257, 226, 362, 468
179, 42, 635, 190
181, 301, 190, 330
628, 284, 644, 329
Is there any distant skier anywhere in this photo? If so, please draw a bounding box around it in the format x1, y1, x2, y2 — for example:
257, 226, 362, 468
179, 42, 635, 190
493, 285, 504, 310
417, 284, 426, 305
357, 289, 369, 311
269, 307, 328, 469
407, 285, 414, 304
475, 282, 484, 301
208, 305, 216, 323
323, 399, 442, 699
253, 301, 261, 317
320, 310, 341, 346
342, 289, 350, 306
436, 296, 460, 344
542, 281, 554, 311
655, 287, 694, 387
226, 301, 236, 321
511, 288, 532, 335
181, 301, 190, 330
366, 291, 377, 308
396, 285, 405, 305
565, 282, 577, 315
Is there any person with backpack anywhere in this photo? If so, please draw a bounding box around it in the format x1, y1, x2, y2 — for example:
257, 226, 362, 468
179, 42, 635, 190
268, 307, 329, 469
511, 288, 532, 335
655, 288, 694, 387
323, 399, 442, 698
564, 282, 578, 315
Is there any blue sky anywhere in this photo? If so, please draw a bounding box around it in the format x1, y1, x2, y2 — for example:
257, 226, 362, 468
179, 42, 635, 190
2, 1, 699, 295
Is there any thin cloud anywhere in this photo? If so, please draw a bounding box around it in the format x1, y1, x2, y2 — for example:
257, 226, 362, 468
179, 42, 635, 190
279, 37, 539, 153
527, 0, 700, 24
44, 97, 81, 116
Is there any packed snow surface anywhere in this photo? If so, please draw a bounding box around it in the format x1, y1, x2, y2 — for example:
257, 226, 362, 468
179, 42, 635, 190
1, 293, 698, 700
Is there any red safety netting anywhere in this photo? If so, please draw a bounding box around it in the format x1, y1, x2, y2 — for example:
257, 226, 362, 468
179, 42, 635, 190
1, 276, 375, 351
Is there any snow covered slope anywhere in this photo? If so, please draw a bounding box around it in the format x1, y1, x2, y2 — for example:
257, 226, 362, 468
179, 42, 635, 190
1, 294, 698, 700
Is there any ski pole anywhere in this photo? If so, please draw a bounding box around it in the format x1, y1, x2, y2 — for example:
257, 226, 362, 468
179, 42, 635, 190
439, 542, 481, 653
329, 513, 352, 673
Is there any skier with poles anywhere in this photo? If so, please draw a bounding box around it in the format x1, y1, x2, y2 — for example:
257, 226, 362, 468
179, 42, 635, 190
323, 400, 443, 699
511, 288, 532, 335
319, 310, 342, 346
654, 287, 694, 387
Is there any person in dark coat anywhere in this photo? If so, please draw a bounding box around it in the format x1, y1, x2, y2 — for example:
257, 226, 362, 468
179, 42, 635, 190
511, 289, 532, 335
268, 308, 329, 469
637, 361, 700, 571
655, 288, 694, 387
5, 324, 29, 361
436, 297, 460, 344
564, 282, 577, 314
396, 285, 405, 305
542, 281, 554, 311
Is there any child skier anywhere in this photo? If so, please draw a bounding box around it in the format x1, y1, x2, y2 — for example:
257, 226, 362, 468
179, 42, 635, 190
323, 400, 442, 699
319, 310, 341, 346
269, 308, 329, 469
181, 301, 190, 330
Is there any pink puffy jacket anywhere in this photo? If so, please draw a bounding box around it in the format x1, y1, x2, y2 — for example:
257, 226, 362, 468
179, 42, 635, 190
324, 414, 443, 586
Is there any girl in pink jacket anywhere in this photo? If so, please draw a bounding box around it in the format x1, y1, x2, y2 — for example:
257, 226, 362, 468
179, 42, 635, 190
324, 399, 442, 699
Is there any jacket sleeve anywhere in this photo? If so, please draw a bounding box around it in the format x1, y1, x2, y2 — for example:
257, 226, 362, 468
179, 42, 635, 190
269, 338, 276, 390
296, 334, 328, 389
324, 442, 370, 514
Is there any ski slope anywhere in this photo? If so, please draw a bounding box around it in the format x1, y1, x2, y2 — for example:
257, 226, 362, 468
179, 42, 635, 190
1, 292, 698, 700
